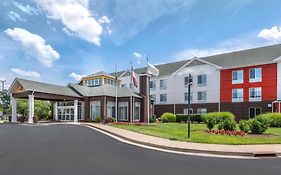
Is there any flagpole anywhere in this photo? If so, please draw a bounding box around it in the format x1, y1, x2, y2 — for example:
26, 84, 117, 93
146, 57, 150, 124
130, 60, 133, 123
115, 64, 118, 122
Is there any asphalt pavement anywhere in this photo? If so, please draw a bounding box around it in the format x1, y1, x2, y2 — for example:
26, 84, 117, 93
0, 123, 280, 175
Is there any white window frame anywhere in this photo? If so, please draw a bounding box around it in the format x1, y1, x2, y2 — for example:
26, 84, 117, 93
232, 70, 243, 84
249, 67, 262, 83
90, 101, 101, 120
160, 79, 167, 90
197, 108, 207, 114
249, 87, 262, 102
197, 74, 207, 86
149, 80, 156, 91
197, 91, 207, 103
134, 102, 141, 121
184, 92, 193, 103
232, 88, 243, 102
107, 101, 115, 118
118, 102, 128, 121
184, 76, 193, 87
183, 108, 193, 114
160, 94, 167, 104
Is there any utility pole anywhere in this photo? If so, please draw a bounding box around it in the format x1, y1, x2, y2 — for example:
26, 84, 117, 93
187, 74, 193, 139
0, 80, 5, 92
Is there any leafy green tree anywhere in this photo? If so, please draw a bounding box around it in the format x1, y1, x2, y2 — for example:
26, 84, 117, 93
16, 99, 51, 120
0, 89, 10, 115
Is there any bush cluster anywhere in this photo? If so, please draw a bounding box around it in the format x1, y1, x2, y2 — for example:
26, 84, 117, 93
160, 112, 176, 123
238, 120, 250, 133
260, 113, 281, 127
238, 116, 270, 134
175, 114, 203, 123
203, 112, 235, 130
94, 116, 102, 123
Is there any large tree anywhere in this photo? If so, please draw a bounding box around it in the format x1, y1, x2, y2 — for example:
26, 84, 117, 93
0, 89, 10, 115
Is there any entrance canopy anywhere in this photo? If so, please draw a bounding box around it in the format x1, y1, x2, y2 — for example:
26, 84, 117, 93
8, 78, 83, 101
8, 78, 83, 124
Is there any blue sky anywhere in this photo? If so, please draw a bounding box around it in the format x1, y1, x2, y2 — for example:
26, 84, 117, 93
1, 0, 281, 88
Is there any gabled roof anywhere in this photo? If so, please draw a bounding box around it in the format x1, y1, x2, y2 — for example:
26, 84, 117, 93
8, 78, 81, 97
201, 44, 281, 69
69, 84, 141, 98
111, 44, 281, 78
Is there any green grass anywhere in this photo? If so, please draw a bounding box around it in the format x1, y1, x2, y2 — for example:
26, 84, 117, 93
110, 123, 281, 145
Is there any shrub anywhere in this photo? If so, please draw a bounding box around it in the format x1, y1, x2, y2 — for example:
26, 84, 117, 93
160, 112, 176, 123
249, 116, 270, 134
217, 119, 236, 131
205, 117, 216, 130
176, 114, 203, 123
94, 116, 102, 123
203, 112, 235, 124
260, 113, 281, 127
103, 117, 114, 123
238, 120, 250, 133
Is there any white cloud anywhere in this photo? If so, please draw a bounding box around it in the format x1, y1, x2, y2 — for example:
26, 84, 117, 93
11, 68, 41, 78
172, 36, 266, 60
13, 1, 41, 15
4, 27, 60, 68
258, 26, 281, 42
8, 11, 26, 22
133, 52, 143, 64
106, 0, 195, 45
35, 0, 104, 45
69, 72, 85, 81
99, 16, 111, 24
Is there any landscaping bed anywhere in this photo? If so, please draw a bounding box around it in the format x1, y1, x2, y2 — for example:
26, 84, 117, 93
110, 123, 281, 145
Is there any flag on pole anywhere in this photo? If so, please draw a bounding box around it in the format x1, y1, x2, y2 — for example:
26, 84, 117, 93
130, 61, 138, 88
147, 63, 159, 77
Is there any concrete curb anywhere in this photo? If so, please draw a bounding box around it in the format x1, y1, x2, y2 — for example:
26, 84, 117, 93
81, 123, 280, 158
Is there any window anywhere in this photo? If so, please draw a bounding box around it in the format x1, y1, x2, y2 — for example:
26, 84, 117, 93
197, 108, 207, 114
198, 74, 207, 86
78, 102, 84, 120
107, 101, 116, 118
232, 89, 243, 102
198, 91, 207, 102
183, 108, 193, 114
184, 92, 193, 103
249, 87, 261, 101
149, 80, 156, 90
135, 102, 141, 121
249, 107, 262, 119
160, 94, 167, 103
160, 79, 167, 90
232, 70, 243, 84
90, 101, 101, 120
184, 76, 193, 86
150, 94, 156, 101
118, 102, 128, 121
249, 67, 262, 82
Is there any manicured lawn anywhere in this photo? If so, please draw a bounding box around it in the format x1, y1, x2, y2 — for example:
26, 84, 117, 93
110, 123, 281, 145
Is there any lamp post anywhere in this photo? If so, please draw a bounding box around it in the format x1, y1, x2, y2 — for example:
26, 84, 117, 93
187, 74, 193, 139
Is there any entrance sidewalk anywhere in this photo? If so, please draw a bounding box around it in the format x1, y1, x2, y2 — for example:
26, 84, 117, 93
82, 123, 281, 157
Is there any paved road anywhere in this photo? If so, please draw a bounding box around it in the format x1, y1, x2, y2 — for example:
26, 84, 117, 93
0, 124, 280, 175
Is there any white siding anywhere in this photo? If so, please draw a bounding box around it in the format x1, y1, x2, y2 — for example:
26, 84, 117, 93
118, 62, 221, 105
277, 61, 281, 100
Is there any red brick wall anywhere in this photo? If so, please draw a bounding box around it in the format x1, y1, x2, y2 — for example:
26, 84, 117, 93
220, 63, 277, 103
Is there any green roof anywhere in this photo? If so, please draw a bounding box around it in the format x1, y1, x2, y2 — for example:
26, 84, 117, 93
70, 84, 141, 98
13, 78, 81, 97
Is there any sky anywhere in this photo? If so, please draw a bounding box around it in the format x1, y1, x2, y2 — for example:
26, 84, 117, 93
1, 0, 281, 88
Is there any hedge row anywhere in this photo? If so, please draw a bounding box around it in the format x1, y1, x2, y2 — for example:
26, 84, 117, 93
259, 113, 281, 127
176, 114, 203, 123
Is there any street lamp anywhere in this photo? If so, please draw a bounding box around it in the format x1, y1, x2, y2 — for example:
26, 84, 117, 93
187, 74, 193, 139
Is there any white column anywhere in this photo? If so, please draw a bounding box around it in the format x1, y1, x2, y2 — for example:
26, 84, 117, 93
74, 100, 78, 122
10, 95, 17, 123
28, 94, 34, 124
54, 102, 58, 121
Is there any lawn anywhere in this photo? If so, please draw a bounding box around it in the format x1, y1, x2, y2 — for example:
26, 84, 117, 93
110, 123, 281, 145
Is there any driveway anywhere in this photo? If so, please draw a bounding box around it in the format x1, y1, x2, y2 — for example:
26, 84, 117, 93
0, 124, 280, 175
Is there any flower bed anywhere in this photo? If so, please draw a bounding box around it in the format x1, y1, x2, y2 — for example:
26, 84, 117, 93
206, 130, 246, 136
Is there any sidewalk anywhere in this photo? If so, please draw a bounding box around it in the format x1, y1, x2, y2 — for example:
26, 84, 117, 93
82, 123, 281, 157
